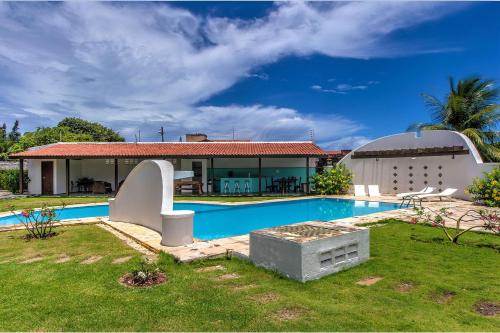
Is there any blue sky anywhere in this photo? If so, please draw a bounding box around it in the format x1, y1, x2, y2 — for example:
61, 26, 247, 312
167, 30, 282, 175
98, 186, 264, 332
0, 1, 499, 149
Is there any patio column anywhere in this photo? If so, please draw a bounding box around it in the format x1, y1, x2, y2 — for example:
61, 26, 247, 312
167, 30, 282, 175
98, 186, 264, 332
258, 157, 262, 196
210, 158, 214, 194
65, 159, 70, 196
19, 159, 24, 194
114, 158, 118, 195
306, 157, 310, 194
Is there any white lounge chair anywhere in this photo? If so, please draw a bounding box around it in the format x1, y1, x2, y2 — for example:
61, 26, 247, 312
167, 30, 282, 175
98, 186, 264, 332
368, 185, 381, 197
397, 187, 435, 198
411, 188, 458, 206
398, 187, 435, 207
354, 185, 367, 197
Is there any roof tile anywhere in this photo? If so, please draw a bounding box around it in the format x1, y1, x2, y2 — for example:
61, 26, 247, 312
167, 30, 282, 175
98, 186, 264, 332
11, 142, 326, 158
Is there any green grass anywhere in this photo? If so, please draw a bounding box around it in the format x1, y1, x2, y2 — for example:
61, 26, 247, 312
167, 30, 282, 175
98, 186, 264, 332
0, 221, 498, 331
0, 195, 291, 212
0, 196, 109, 212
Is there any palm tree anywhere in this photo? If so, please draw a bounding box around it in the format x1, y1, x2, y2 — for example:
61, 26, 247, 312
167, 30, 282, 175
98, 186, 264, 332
409, 76, 500, 162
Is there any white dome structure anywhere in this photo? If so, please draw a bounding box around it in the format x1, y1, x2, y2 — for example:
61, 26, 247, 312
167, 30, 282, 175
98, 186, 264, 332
340, 130, 499, 200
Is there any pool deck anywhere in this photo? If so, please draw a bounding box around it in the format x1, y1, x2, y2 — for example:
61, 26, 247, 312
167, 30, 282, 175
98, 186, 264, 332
100, 195, 496, 262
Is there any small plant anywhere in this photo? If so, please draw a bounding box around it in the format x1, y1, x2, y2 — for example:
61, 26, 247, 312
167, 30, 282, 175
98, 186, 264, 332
8, 203, 65, 239
120, 259, 166, 287
467, 167, 500, 207
312, 164, 353, 195
412, 206, 499, 244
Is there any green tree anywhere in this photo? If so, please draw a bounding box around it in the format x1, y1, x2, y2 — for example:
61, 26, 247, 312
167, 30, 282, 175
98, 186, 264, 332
8, 120, 21, 142
409, 76, 500, 162
8, 127, 93, 154
57, 117, 124, 142
0, 123, 6, 140
311, 164, 353, 195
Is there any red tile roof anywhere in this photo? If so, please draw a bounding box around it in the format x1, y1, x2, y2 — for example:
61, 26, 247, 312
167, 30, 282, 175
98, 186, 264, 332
11, 142, 326, 159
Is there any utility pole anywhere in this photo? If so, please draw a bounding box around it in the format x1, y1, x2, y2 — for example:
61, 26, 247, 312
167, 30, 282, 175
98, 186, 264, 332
159, 126, 165, 142
138, 130, 141, 142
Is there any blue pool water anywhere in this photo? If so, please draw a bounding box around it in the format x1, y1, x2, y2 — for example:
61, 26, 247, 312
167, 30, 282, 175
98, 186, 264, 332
0, 199, 399, 240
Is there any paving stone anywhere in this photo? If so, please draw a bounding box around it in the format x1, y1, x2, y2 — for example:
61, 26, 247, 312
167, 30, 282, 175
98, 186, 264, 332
356, 276, 384, 286
112, 256, 133, 264
54, 254, 71, 263
195, 265, 226, 273
80, 255, 103, 264
20, 256, 44, 264
216, 273, 240, 281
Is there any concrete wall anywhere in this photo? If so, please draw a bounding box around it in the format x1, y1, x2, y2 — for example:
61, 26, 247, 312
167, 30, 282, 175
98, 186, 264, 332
340, 131, 499, 200
109, 160, 174, 233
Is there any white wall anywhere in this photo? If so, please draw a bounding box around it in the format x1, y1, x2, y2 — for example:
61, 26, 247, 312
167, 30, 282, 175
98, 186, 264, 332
340, 131, 499, 200
109, 160, 174, 233
27, 159, 67, 195
27, 159, 42, 194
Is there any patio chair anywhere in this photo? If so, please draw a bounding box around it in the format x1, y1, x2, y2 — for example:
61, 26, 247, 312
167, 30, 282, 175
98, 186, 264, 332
368, 185, 381, 197
410, 188, 458, 206
398, 187, 435, 207
354, 185, 367, 196
265, 177, 276, 193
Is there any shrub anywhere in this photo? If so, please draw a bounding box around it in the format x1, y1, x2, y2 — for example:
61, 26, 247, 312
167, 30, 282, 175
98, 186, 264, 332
467, 167, 500, 207
8, 203, 65, 239
0, 169, 29, 193
412, 206, 499, 243
312, 164, 353, 195
120, 259, 167, 287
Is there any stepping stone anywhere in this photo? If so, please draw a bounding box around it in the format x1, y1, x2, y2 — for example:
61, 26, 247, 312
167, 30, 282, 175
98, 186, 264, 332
397, 282, 414, 293
0, 257, 16, 264
195, 265, 226, 273
215, 273, 240, 281
112, 256, 132, 264
356, 276, 384, 286
80, 255, 103, 264
250, 292, 281, 304
273, 307, 304, 321
55, 255, 71, 263
20, 256, 44, 264
231, 284, 258, 291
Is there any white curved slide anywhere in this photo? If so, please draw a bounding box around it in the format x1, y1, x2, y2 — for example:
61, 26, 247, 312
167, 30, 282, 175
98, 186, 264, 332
108, 160, 195, 246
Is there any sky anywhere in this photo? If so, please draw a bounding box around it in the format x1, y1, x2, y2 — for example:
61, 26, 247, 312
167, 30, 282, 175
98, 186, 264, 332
0, 1, 499, 149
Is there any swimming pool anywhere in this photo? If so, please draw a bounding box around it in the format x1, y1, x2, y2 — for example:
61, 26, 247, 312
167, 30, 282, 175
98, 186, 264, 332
0, 199, 399, 240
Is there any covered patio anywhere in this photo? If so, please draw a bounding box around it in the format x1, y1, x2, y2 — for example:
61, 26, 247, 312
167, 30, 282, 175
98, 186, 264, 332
11, 142, 326, 196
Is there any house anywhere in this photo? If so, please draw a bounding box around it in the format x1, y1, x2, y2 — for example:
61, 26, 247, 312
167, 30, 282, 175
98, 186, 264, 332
340, 130, 499, 200
10, 138, 326, 196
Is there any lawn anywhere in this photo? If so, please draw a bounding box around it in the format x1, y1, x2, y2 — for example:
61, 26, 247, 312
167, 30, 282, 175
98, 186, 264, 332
0, 221, 498, 331
0, 196, 109, 212
0, 195, 290, 212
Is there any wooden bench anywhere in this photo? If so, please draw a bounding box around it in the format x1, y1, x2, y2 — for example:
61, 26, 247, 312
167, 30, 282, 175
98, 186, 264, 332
174, 180, 203, 195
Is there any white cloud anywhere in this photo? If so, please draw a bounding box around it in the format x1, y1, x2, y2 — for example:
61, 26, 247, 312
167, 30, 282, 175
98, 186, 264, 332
320, 136, 372, 150
311, 80, 380, 94
0, 1, 461, 145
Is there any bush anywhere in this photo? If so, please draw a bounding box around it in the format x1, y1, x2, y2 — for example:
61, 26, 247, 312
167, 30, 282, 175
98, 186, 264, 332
0, 169, 29, 193
312, 164, 353, 195
467, 167, 500, 207
8, 203, 65, 239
